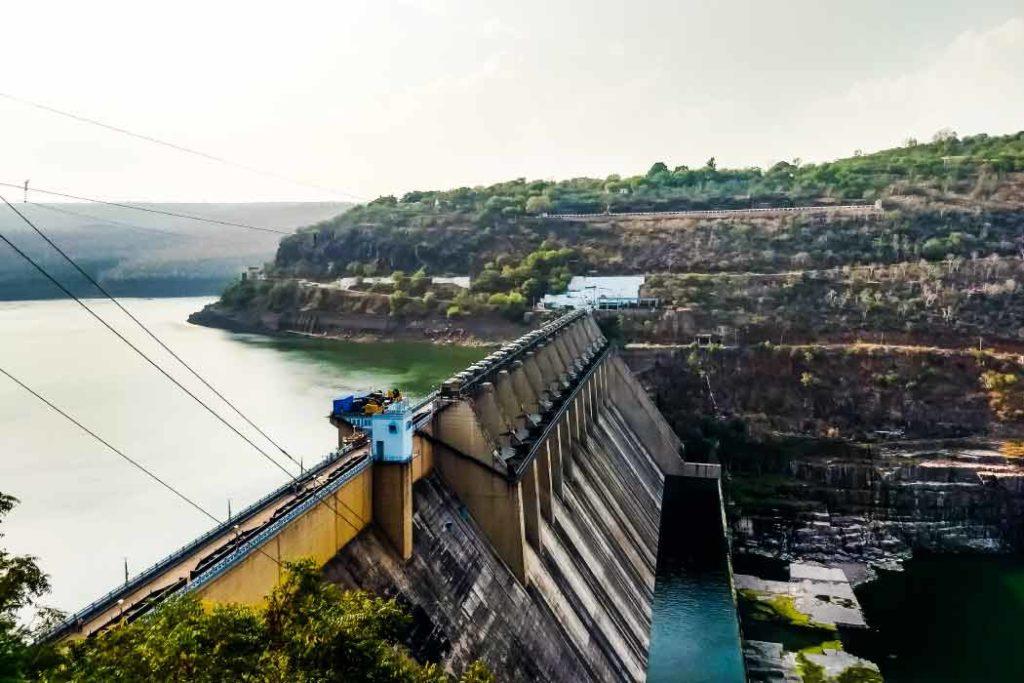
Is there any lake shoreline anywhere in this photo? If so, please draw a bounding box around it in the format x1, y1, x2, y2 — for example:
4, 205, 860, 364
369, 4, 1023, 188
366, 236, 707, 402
188, 301, 522, 347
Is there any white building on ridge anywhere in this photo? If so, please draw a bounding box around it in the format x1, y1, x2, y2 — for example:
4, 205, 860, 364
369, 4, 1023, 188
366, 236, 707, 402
540, 275, 657, 311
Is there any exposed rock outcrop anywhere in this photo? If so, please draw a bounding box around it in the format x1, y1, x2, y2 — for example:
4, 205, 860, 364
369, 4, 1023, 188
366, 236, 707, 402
189, 301, 526, 344
731, 443, 1024, 568
626, 344, 1024, 441
625, 345, 1024, 569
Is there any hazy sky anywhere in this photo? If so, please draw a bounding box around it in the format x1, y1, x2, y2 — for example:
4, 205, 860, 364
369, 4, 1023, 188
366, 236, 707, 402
1, 0, 1021, 202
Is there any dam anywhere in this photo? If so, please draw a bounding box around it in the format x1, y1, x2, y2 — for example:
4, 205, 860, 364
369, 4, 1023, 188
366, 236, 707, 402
44, 310, 741, 681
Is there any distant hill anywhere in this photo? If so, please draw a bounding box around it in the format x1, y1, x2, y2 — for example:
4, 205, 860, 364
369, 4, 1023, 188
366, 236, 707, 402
272, 131, 1024, 279
0, 202, 349, 300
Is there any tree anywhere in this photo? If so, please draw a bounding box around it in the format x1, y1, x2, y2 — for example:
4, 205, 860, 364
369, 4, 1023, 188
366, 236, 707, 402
267, 280, 299, 311
524, 195, 553, 215
220, 278, 257, 309
921, 237, 950, 261
1, 493, 54, 681
487, 291, 526, 321
38, 560, 492, 682
391, 270, 411, 292
646, 162, 669, 177
409, 269, 430, 296
470, 269, 507, 294
520, 277, 546, 301
389, 289, 411, 316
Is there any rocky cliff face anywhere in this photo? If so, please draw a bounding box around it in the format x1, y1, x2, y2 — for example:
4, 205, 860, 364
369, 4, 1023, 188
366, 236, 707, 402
730, 443, 1024, 569
624, 346, 1024, 570
626, 344, 1024, 441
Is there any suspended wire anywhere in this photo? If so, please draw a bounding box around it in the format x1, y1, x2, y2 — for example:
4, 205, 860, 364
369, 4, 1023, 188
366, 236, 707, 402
0, 218, 300, 480
0, 365, 222, 525
0, 201, 368, 534
0, 365, 294, 572
2, 360, 369, 584
30, 202, 197, 239
0, 181, 293, 235
0, 92, 366, 202
0, 196, 300, 465
6, 359, 488, 630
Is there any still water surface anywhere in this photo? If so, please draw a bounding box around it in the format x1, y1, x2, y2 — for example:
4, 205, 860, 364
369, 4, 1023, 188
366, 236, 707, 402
0, 297, 484, 615
647, 477, 746, 682
846, 554, 1024, 682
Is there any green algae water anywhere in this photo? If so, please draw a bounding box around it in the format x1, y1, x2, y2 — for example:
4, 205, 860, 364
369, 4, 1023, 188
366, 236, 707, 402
844, 554, 1024, 682
647, 477, 746, 682
0, 297, 485, 615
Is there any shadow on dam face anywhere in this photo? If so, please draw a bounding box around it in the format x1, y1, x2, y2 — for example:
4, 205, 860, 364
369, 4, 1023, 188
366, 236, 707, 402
646, 476, 746, 683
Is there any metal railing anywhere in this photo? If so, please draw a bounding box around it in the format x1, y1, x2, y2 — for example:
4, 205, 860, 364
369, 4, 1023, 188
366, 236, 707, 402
409, 391, 438, 414
509, 341, 611, 481
440, 309, 587, 398
184, 455, 372, 595
42, 436, 369, 642
679, 462, 722, 480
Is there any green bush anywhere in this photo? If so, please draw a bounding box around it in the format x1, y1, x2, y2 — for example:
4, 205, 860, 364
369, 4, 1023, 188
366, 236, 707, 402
37, 560, 492, 682
267, 280, 299, 311
389, 289, 411, 316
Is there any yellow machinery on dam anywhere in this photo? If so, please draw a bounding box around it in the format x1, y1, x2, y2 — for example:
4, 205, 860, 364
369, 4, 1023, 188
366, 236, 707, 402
47, 309, 720, 682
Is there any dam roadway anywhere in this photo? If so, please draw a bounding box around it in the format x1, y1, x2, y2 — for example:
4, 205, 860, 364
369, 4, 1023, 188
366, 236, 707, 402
47, 440, 375, 639
46, 309, 740, 682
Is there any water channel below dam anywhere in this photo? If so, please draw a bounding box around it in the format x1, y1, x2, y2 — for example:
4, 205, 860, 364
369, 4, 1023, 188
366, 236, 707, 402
647, 476, 746, 682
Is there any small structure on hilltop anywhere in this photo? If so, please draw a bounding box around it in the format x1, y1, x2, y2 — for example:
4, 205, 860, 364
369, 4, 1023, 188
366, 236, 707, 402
540, 275, 659, 311
243, 265, 265, 281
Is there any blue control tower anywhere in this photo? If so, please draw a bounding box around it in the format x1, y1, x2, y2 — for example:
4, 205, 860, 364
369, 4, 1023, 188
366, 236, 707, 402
329, 391, 413, 462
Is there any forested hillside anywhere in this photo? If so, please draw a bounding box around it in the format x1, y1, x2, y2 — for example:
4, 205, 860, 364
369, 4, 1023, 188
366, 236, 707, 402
273, 131, 1024, 279
201, 130, 1024, 347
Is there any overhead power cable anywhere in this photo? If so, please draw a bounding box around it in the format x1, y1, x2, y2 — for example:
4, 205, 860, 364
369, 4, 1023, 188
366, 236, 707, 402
0, 92, 365, 202
0, 196, 299, 465
0, 364, 292, 572
31, 202, 195, 239
0, 200, 367, 534
0, 365, 222, 525
0, 181, 292, 235
0, 216, 300, 480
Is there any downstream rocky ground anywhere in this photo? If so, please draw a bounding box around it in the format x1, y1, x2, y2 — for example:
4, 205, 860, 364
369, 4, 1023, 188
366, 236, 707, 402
623, 345, 1024, 681
731, 440, 1024, 570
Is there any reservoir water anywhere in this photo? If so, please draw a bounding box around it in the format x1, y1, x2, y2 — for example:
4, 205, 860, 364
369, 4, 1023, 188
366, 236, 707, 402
0, 297, 484, 615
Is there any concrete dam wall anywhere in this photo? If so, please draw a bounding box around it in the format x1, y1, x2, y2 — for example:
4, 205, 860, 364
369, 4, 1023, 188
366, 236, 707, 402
328, 316, 687, 681
49, 311, 715, 683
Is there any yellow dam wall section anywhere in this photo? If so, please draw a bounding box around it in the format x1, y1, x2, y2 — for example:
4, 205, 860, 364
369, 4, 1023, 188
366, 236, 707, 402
195, 433, 434, 606
196, 466, 374, 606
